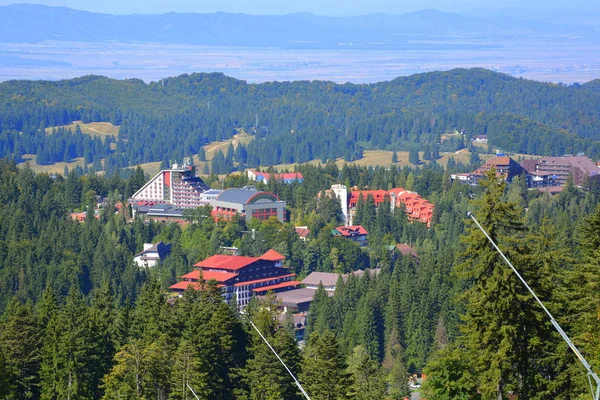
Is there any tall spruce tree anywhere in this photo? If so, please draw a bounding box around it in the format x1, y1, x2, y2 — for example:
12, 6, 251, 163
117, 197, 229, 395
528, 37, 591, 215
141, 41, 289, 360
243, 294, 301, 400
300, 331, 351, 400
0, 300, 40, 399
454, 168, 550, 398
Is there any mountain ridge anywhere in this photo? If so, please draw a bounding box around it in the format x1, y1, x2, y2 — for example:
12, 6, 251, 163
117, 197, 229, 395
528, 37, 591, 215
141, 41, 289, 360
0, 3, 597, 48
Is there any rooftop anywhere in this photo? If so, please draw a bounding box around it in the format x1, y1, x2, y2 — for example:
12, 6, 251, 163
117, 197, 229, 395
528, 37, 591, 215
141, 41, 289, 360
301, 271, 342, 287
216, 187, 280, 205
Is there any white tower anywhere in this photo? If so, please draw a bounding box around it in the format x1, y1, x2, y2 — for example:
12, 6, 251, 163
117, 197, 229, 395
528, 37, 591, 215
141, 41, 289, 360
331, 184, 349, 226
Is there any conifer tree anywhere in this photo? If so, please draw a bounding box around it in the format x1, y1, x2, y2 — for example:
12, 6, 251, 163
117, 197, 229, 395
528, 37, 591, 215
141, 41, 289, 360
170, 339, 209, 400
243, 294, 301, 400
0, 299, 40, 399
454, 168, 549, 398
300, 331, 351, 400
382, 328, 410, 399
197, 146, 206, 162
41, 287, 94, 400
347, 345, 386, 400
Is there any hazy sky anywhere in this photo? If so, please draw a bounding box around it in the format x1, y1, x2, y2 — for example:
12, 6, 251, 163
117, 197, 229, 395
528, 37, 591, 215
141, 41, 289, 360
1, 0, 599, 15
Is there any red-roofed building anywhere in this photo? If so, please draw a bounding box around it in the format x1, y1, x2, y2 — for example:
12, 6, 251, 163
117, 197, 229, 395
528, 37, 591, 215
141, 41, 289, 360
295, 226, 311, 241
332, 225, 368, 246
170, 249, 299, 307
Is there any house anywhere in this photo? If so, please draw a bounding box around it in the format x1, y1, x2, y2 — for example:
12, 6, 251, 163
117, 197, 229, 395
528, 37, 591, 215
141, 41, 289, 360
210, 186, 286, 222
134, 241, 172, 268
395, 243, 418, 259
332, 225, 368, 246
472, 156, 525, 182
472, 134, 488, 143
131, 158, 211, 208
169, 249, 299, 308
452, 156, 526, 186
449, 172, 482, 186
295, 226, 311, 241
247, 170, 304, 184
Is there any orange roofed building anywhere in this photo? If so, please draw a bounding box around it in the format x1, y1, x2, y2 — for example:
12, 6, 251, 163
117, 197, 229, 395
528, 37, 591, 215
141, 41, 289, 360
335, 187, 434, 227
169, 249, 299, 308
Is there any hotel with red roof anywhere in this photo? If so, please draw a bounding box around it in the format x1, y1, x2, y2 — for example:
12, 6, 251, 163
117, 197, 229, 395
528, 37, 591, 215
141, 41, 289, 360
170, 249, 300, 307
328, 185, 434, 228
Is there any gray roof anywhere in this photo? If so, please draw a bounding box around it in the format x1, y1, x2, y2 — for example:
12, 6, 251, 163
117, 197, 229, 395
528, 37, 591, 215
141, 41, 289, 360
272, 288, 332, 306
216, 187, 279, 205
134, 241, 172, 258
301, 272, 342, 287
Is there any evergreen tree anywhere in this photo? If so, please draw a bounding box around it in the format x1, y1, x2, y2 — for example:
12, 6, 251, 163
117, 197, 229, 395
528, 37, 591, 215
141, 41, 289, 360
421, 346, 479, 399
0, 300, 40, 399
300, 331, 351, 400
391, 151, 398, 163
347, 345, 386, 400
197, 146, 206, 162
454, 168, 549, 398
382, 328, 410, 399
408, 149, 420, 165
243, 294, 301, 400
170, 339, 209, 400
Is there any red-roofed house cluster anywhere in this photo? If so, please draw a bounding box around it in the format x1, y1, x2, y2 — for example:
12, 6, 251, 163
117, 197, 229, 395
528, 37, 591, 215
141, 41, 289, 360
170, 249, 300, 308
328, 184, 435, 227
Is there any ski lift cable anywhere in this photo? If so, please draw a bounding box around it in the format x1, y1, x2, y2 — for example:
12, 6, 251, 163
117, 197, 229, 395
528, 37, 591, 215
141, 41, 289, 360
247, 317, 312, 400
467, 211, 600, 400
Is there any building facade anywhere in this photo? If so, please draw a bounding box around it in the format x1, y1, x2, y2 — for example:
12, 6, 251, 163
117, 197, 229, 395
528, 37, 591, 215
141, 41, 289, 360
131, 159, 210, 208
210, 186, 286, 222
169, 249, 299, 308
133, 241, 172, 268
521, 156, 600, 186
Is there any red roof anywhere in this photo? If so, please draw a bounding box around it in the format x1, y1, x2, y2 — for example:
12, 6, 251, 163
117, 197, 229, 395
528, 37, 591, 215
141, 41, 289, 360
181, 270, 238, 282
169, 281, 203, 291
334, 225, 368, 236
234, 273, 296, 287
194, 254, 260, 271
251, 280, 301, 293
295, 227, 310, 238
261, 249, 285, 261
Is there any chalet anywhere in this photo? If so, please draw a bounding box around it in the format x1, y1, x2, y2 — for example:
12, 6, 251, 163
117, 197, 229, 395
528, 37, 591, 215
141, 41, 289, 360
133, 241, 172, 268
294, 226, 311, 241
332, 225, 368, 246
169, 249, 299, 308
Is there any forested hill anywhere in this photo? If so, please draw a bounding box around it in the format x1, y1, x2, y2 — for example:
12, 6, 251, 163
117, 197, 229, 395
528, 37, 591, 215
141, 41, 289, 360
2, 68, 600, 172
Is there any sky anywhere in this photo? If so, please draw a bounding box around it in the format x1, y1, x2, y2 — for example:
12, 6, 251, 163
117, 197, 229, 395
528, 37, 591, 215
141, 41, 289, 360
1, 0, 599, 15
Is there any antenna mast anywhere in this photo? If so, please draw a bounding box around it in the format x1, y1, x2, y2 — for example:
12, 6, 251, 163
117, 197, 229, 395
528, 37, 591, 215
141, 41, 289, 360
467, 211, 600, 400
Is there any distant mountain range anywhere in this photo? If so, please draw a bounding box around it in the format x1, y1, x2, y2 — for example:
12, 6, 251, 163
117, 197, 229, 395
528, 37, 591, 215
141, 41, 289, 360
0, 4, 598, 49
